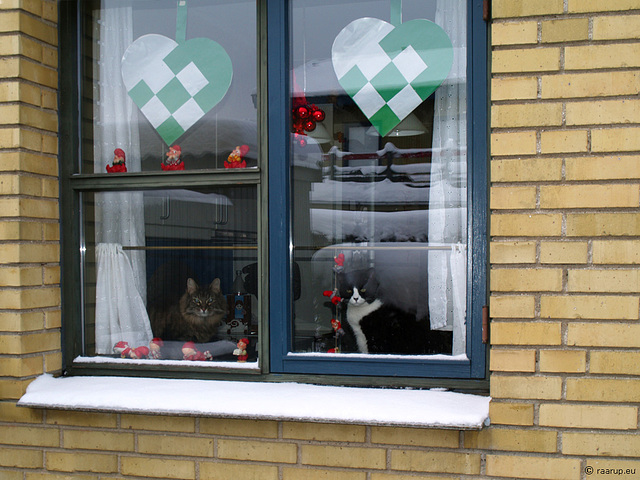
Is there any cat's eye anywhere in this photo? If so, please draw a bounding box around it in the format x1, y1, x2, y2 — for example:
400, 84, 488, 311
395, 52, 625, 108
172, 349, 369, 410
361, 289, 366, 293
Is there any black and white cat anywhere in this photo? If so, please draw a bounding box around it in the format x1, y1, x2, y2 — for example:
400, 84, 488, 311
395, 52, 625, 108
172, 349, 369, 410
337, 269, 451, 355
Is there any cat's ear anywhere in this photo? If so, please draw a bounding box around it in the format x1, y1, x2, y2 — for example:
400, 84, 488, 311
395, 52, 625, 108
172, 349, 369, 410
187, 278, 198, 294
210, 278, 221, 293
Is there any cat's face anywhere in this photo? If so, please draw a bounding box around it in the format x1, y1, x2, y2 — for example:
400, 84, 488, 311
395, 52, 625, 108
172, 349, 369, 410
184, 278, 227, 318
338, 269, 379, 307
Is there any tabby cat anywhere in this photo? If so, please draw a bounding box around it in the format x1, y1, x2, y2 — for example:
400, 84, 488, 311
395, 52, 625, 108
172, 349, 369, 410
337, 269, 452, 355
149, 277, 228, 343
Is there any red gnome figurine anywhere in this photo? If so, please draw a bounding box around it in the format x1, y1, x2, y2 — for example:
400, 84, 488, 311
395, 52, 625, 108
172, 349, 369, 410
224, 145, 249, 169
162, 145, 184, 171
106, 148, 127, 173
181, 341, 212, 361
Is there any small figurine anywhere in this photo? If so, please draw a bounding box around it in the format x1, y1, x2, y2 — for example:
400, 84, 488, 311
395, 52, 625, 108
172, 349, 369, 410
161, 145, 185, 171
333, 253, 345, 273
233, 338, 249, 362
331, 318, 345, 337
182, 341, 212, 361
224, 145, 249, 169
149, 337, 163, 359
129, 346, 149, 359
113, 341, 131, 357
323, 289, 342, 305
106, 148, 127, 173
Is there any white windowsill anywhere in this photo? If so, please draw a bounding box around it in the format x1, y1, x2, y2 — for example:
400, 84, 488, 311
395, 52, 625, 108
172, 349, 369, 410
18, 374, 490, 429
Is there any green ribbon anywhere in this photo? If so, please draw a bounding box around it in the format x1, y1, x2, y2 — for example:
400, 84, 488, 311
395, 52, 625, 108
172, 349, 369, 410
176, 0, 187, 43
391, 0, 402, 27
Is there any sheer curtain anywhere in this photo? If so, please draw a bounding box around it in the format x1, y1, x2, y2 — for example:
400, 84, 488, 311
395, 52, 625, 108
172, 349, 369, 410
93, 1, 152, 353
428, 0, 467, 356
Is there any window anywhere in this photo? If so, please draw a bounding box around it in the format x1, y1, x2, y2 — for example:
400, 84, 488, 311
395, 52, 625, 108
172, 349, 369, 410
60, 0, 487, 385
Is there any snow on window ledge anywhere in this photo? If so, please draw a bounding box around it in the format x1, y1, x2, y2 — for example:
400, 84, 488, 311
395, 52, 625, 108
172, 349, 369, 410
18, 374, 490, 429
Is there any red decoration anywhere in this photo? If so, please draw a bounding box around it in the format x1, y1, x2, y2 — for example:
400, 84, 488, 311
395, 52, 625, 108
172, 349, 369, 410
106, 148, 127, 173
291, 74, 326, 145
182, 341, 212, 361
162, 145, 185, 171
323, 289, 342, 305
225, 145, 249, 169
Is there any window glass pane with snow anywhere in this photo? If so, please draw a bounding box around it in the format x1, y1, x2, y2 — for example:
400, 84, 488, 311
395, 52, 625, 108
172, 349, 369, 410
290, 0, 467, 357
82, 0, 257, 174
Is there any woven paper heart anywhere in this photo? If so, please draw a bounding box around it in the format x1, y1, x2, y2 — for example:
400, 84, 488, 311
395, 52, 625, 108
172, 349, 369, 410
122, 34, 232, 146
332, 17, 453, 137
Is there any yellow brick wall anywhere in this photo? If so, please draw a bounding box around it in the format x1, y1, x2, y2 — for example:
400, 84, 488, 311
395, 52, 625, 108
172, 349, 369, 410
1, 1, 640, 479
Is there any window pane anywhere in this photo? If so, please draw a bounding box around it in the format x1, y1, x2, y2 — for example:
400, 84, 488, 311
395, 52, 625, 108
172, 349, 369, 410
81, 186, 258, 363
81, 0, 257, 174
290, 0, 467, 357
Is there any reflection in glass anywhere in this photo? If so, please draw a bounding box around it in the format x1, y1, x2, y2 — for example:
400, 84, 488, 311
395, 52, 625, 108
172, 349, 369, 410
290, 0, 467, 357
81, 187, 258, 363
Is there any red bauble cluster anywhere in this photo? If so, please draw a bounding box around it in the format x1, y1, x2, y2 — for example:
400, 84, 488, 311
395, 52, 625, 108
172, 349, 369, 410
292, 103, 325, 146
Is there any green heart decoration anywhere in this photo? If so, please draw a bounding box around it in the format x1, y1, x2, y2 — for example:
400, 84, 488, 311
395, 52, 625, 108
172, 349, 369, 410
332, 17, 453, 137
121, 30, 232, 146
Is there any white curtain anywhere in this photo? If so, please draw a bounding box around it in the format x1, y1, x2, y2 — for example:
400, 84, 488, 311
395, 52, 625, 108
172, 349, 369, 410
428, 0, 467, 355
93, 1, 152, 353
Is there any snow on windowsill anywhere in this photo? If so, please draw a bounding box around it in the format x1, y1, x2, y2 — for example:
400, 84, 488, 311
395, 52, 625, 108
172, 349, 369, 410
18, 374, 490, 429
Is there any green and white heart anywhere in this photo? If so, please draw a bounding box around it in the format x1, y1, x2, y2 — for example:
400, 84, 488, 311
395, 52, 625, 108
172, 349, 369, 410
332, 17, 453, 137
121, 34, 232, 146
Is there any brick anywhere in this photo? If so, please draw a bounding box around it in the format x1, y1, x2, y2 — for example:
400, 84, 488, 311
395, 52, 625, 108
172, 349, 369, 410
0, 152, 58, 176
491, 268, 562, 292
0, 287, 60, 309
567, 213, 640, 237
301, 445, 385, 469
121, 414, 195, 432
492, 21, 538, 45
493, 103, 563, 129
493, 48, 561, 73
486, 454, 581, 480
0, 266, 43, 286
284, 422, 365, 442
464, 428, 557, 453
541, 295, 639, 320
370, 427, 458, 448
491, 322, 562, 345
591, 351, 640, 375
121, 457, 195, 479
567, 99, 640, 126
593, 15, 640, 40
569, 269, 640, 293
490, 186, 537, 209
593, 127, 640, 153
138, 434, 213, 457
540, 241, 588, 264
0, 425, 59, 447
491, 77, 538, 101
545, 184, 639, 209
564, 432, 640, 457
491, 375, 562, 400
539, 404, 638, 430
539, 350, 586, 373
593, 239, 640, 264
567, 378, 640, 403
3, 356, 43, 377
285, 468, 365, 480
490, 241, 537, 264
0, 244, 59, 263
540, 130, 588, 154
490, 349, 536, 372
0, 221, 40, 241
218, 439, 297, 464
62, 430, 134, 451
0, 311, 44, 331
200, 418, 277, 438
568, 0, 640, 12
49, 411, 114, 429
541, 18, 589, 43
44, 351, 61, 372
568, 322, 640, 348
390, 450, 480, 475
566, 44, 640, 70
566, 156, 640, 181
0, 331, 60, 354
491, 131, 536, 156
201, 462, 279, 480
488, 401, 535, 426
493, 0, 564, 17
0, 401, 43, 423
46, 452, 118, 473
44, 310, 61, 329
0, 377, 32, 399
0, 446, 43, 468
542, 71, 640, 99
491, 213, 562, 237
492, 157, 562, 182
489, 296, 536, 318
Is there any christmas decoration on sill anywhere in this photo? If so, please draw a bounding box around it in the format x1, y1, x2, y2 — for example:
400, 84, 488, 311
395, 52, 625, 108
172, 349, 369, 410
291, 73, 326, 147
182, 341, 212, 361
224, 145, 249, 169
106, 148, 127, 173
233, 338, 249, 362
162, 145, 184, 170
